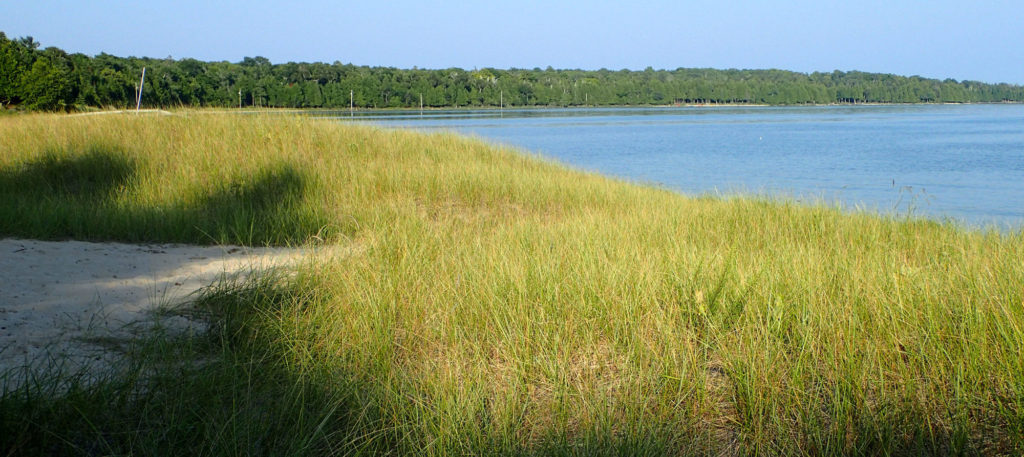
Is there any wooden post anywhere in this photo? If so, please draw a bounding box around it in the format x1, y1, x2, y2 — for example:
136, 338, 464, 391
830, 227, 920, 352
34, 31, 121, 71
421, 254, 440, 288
135, 67, 146, 113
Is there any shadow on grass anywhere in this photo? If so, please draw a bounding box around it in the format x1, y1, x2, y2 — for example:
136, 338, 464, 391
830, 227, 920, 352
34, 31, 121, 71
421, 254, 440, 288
186, 165, 324, 245
0, 273, 705, 456
0, 274, 354, 456
0, 143, 330, 245
1, 273, 1010, 455
0, 145, 136, 201
0, 268, 712, 457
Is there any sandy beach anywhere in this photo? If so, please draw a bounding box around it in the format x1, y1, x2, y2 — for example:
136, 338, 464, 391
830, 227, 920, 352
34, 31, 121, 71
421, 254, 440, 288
0, 238, 305, 374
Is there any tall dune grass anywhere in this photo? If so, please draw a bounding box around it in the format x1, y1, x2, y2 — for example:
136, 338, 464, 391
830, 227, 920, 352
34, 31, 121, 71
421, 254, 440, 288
1, 112, 1022, 455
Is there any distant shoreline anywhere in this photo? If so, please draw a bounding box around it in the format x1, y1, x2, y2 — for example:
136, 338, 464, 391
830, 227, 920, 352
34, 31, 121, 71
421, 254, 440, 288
9, 99, 1024, 116
84, 100, 1016, 116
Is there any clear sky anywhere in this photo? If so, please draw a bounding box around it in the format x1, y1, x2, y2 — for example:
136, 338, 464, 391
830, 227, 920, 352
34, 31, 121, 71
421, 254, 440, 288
2, 0, 1023, 84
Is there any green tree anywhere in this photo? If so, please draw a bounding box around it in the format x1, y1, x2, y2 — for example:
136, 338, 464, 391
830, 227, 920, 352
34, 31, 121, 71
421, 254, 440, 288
20, 53, 72, 110
0, 32, 36, 107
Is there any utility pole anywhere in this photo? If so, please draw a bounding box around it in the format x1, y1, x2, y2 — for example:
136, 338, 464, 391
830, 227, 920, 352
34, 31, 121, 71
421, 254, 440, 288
135, 67, 146, 113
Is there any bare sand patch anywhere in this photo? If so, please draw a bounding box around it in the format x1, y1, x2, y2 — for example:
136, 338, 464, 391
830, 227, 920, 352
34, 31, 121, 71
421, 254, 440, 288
0, 238, 307, 374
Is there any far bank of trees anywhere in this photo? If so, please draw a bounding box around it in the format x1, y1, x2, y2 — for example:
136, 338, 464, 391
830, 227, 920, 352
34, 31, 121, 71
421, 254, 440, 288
3, 32, 1024, 111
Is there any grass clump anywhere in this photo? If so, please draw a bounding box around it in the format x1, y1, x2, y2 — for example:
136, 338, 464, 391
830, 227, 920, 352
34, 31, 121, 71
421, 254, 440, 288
1, 112, 1023, 455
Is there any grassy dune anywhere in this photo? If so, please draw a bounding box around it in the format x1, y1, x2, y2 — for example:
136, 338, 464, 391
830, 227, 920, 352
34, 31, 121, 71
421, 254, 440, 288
1, 112, 1022, 455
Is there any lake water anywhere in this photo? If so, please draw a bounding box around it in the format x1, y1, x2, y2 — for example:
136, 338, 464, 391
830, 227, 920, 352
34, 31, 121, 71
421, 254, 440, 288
324, 105, 1024, 229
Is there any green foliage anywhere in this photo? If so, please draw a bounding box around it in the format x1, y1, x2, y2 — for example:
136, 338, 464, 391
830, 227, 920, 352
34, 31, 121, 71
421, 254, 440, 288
3, 31, 1024, 111
19, 55, 72, 110
0, 32, 34, 107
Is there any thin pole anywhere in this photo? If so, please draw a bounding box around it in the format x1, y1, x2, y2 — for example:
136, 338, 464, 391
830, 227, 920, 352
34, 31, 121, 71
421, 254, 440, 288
419, 93, 423, 116
500, 90, 503, 117
350, 90, 354, 118
135, 67, 146, 113
238, 89, 242, 109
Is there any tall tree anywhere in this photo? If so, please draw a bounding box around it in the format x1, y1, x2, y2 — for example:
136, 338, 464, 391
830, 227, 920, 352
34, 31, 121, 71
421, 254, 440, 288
0, 32, 36, 107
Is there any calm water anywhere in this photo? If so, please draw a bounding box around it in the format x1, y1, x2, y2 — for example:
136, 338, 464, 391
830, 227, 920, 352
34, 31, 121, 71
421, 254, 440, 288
324, 105, 1024, 229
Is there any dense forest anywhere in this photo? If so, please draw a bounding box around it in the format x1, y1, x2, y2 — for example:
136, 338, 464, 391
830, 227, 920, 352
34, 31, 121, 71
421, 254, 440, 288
3, 32, 1024, 111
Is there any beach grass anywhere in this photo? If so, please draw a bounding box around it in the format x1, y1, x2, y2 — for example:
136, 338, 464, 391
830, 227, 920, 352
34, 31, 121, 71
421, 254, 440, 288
1, 112, 1022, 455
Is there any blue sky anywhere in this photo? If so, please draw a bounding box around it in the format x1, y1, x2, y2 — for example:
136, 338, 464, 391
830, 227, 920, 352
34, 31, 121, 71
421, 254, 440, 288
2, 0, 1022, 84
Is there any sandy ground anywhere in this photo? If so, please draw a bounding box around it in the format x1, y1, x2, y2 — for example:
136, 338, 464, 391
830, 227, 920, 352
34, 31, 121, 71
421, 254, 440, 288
0, 238, 307, 375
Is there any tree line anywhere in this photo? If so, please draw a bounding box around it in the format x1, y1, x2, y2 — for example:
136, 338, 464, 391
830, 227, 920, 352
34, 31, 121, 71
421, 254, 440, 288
3, 31, 1024, 111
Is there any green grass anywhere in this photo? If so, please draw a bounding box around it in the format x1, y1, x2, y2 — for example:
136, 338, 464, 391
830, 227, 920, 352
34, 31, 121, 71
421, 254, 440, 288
1, 112, 1022, 455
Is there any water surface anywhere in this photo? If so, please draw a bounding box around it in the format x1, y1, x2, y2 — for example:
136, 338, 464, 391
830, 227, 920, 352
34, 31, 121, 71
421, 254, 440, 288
324, 105, 1024, 229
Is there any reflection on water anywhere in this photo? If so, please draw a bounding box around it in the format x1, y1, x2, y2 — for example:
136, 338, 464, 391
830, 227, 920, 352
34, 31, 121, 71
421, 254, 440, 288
319, 105, 1024, 229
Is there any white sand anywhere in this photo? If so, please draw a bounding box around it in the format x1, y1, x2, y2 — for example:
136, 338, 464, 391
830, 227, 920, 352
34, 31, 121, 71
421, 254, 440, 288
0, 238, 306, 373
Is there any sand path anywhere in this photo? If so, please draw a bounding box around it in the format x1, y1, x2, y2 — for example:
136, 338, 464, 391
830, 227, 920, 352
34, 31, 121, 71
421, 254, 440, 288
1, 238, 306, 372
